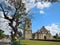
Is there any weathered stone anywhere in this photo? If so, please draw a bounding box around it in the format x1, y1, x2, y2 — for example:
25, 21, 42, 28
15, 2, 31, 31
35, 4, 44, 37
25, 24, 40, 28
23, 18, 32, 40
32, 26, 52, 40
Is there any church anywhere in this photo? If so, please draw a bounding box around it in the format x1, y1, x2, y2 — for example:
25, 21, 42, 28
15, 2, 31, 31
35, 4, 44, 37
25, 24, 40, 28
32, 26, 52, 40
23, 18, 52, 40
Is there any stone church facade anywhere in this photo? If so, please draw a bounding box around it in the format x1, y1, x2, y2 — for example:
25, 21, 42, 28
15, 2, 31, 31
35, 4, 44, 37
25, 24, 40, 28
32, 26, 52, 40
23, 18, 52, 40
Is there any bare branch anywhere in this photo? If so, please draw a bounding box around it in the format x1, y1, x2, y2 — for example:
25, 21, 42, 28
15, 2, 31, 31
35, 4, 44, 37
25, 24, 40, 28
0, 4, 14, 23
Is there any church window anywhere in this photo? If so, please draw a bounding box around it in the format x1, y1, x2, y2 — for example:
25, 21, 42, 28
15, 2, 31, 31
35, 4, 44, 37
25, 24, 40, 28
28, 25, 29, 27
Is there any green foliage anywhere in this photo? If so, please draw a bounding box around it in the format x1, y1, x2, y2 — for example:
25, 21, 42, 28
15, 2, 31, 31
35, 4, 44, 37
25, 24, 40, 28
12, 41, 20, 45
56, 33, 58, 39
0, 29, 7, 39
53, 33, 59, 40
57, 36, 60, 39
53, 36, 56, 38
19, 31, 22, 37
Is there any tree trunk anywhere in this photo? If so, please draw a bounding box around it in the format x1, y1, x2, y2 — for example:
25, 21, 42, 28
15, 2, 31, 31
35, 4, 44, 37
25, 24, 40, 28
9, 22, 18, 41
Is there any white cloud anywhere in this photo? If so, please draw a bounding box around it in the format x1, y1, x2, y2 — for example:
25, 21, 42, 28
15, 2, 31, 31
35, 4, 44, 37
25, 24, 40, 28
23, 0, 36, 12
0, 18, 11, 35
36, 2, 51, 9
1, 0, 52, 14
0, 12, 4, 18
23, 0, 51, 14
0, 12, 11, 35
40, 10, 45, 14
44, 2, 51, 8
3, 0, 51, 14
45, 23, 60, 35
36, 2, 51, 14
30, 0, 35, 3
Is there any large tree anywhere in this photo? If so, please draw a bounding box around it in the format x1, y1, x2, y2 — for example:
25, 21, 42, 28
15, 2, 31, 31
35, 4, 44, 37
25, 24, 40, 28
0, 0, 28, 41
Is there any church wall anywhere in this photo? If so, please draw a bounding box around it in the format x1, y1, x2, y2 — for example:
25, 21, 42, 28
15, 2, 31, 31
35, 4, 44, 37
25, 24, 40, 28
34, 33, 52, 40
34, 33, 38, 39
24, 30, 32, 40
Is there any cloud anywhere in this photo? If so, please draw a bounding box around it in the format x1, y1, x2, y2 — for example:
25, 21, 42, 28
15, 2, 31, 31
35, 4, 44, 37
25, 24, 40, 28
23, 0, 36, 12
0, 12, 4, 18
0, 18, 11, 35
36, 1, 51, 14
0, 0, 52, 35
40, 10, 45, 14
45, 23, 60, 35
23, 0, 51, 14
36, 2, 51, 9
0, 12, 11, 35
3, 0, 51, 14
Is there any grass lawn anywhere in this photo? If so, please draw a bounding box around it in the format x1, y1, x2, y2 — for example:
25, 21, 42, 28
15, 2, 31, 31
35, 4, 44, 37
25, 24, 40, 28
20, 40, 60, 45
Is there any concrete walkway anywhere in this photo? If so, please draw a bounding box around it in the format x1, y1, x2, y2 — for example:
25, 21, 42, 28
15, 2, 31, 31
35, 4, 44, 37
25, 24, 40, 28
0, 38, 11, 45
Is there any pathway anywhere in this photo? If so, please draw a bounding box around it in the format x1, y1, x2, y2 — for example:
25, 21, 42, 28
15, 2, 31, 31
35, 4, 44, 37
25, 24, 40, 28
0, 38, 11, 45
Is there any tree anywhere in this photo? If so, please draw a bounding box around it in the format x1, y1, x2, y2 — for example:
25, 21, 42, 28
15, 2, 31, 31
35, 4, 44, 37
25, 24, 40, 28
53, 33, 58, 40
18, 31, 22, 37
0, 0, 58, 42
35, 0, 58, 3
0, 0, 28, 41
0, 29, 5, 39
56, 33, 58, 40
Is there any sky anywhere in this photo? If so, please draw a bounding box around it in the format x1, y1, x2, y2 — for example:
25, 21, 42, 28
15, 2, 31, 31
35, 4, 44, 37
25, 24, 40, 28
0, 0, 60, 35
31, 1, 60, 35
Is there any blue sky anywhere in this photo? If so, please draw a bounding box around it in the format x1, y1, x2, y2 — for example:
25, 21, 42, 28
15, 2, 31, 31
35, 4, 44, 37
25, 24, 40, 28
31, 2, 60, 35
0, 0, 60, 35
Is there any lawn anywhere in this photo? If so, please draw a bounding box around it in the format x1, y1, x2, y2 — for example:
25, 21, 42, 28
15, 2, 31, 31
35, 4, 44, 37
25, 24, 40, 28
20, 40, 60, 45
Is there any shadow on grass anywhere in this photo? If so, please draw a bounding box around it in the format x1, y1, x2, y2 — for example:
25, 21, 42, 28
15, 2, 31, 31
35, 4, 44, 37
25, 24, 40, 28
30, 39, 60, 42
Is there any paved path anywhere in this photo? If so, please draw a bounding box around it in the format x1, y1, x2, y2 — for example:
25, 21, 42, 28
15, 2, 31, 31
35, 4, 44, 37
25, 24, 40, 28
0, 38, 11, 45
0, 42, 10, 45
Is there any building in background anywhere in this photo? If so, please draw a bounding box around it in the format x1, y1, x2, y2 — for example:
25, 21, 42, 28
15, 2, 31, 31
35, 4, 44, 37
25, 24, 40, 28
32, 26, 52, 40
23, 18, 52, 40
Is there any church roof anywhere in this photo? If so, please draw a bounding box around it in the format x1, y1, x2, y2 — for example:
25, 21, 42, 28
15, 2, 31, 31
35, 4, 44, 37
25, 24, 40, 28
37, 26, 50, 33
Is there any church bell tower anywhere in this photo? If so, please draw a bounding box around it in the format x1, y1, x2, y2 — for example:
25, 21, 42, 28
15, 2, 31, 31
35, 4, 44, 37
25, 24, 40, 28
24, 18, 32, 40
